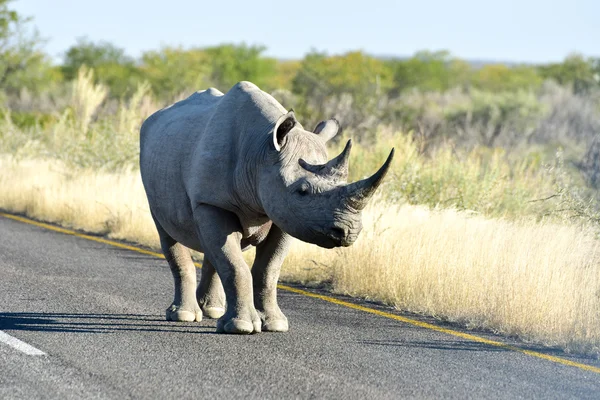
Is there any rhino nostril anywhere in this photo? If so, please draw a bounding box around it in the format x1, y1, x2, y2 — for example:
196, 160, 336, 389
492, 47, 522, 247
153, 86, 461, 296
331, 226, 347, 239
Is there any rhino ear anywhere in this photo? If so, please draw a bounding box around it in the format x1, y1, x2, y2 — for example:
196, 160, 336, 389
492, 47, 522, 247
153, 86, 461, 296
313, 118, 340, 142
273, 110, 297, 151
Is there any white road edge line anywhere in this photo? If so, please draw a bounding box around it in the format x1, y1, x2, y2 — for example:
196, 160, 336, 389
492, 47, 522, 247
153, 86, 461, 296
0, 330, 46, 356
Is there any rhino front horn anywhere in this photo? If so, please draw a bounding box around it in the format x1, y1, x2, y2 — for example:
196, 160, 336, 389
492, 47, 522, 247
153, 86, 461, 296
344, 148, 395, 210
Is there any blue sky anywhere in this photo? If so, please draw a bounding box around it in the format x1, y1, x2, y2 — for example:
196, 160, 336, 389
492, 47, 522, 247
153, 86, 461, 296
13, 0, 599, 63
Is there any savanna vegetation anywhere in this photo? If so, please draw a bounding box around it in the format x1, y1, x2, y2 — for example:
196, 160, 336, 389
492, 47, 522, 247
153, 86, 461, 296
2, 0, 600, 354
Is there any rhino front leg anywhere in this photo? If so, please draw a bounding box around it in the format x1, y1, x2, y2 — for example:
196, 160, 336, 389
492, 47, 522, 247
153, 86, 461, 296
252, 224, 292, 332
194, 204, 261, 334
156, 223, 202, 322
196, 258, 226, 319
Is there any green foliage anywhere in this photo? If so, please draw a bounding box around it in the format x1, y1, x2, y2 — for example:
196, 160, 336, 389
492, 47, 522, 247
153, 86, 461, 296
472, 64, 542, 92
388, 52, 542, 94
388, 51, 470, 93
293, 50, 392, 99
140, 46, 211, 99
203, 44, 278, 90
62, 38, 142, 98
272, 60, 300, 91
387, 89, 546, 149
62, 37, 133, 74
291, 51, 392, 131
0, 109, 56, 128
444, 90, 545, 146
0, 69, 150, 170
539, 54, 600, 94
139, 44, 277, 99
0, 0, 57, 96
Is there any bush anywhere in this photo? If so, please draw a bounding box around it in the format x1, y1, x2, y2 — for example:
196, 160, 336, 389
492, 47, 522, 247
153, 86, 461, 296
0, 67, 154, 170
385, 89, 545, 150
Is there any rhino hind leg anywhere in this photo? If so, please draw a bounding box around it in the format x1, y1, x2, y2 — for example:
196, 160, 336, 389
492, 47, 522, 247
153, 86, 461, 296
154, 217, 202, 322
196, 258, 226, 319
252, 225, 291, 332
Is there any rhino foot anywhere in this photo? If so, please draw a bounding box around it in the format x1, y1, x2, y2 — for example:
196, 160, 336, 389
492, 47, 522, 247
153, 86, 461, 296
262, 318, 289, 332
165, 304, 202, 322
257, 308, 289, 332
216, 309, 262, 334
216, 318, 254, 334
201, 305, 226, 319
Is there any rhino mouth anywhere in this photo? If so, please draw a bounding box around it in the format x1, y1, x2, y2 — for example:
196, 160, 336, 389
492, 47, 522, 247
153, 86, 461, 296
318, 230, 357, 248
297, 228, 352, 249
315, 236, 355, 249
295, 220, 358, 248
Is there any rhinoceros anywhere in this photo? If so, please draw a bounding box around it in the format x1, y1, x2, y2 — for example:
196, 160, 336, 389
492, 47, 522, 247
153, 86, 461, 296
140, 81, 394, 334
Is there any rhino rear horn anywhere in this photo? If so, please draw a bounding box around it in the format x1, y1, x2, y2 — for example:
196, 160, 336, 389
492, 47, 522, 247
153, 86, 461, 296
313, 118, 340, 142
299, 139, 352, 180
343, 148, 395, 210
273, 110, 297, 151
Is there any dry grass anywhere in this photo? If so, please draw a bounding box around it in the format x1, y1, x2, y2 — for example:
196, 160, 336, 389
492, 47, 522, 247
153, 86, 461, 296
1, 157, 599, 355
283, 203, 600, 354
0, 157, 158, 247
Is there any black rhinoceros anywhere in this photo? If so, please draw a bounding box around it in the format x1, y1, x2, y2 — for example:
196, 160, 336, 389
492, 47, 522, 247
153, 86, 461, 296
140, 82, 393, 334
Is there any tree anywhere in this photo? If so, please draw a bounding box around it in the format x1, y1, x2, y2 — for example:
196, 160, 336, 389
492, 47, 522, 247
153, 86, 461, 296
538, 54, 599, 94
62, 37, 141, 97
271, 60, 300, 91
140, 44, 278, 100
388, 50, 469, 94
294, 50, 392, 98
203, 43, 278, 90
0, 0, 57, 96
472, 64, 542, 92
292, 50, 393, 131
140, 46, 212, 99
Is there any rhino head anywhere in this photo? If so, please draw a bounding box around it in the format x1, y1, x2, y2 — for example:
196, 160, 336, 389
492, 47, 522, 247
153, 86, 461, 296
258, 110, 394, 249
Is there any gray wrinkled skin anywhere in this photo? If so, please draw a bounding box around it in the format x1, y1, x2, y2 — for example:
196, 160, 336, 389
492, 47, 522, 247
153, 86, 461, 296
140, 82, 393, 334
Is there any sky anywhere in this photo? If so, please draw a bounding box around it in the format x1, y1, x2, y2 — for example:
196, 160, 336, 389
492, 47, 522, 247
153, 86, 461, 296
12, 0, 600, 63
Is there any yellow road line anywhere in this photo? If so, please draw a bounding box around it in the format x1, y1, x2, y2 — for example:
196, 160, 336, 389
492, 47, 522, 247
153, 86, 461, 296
2, 211, 600, 375
1, 213, 165, 259
278, 284, 600, 374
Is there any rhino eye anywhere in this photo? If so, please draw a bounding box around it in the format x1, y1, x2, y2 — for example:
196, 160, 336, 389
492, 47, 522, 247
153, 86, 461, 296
298, 183, 310, 196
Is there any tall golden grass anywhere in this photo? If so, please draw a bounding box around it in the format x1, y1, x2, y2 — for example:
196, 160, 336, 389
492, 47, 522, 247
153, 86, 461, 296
0, 158, 158, 247
2, 157, 599, 355
284, 203, 600, 354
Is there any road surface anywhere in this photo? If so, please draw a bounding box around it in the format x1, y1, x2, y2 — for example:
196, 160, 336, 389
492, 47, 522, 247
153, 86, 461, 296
1, 213, 599, 399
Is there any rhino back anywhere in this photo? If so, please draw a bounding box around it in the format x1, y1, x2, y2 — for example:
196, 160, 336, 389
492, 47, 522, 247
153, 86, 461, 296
184, 82, 286, 206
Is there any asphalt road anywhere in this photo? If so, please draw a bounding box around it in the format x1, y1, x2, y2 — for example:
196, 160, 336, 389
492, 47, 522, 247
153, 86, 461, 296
1, 214, 600, 399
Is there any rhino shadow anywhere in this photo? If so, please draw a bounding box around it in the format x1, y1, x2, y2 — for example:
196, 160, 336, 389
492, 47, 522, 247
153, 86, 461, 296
0, 312, 216, 334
